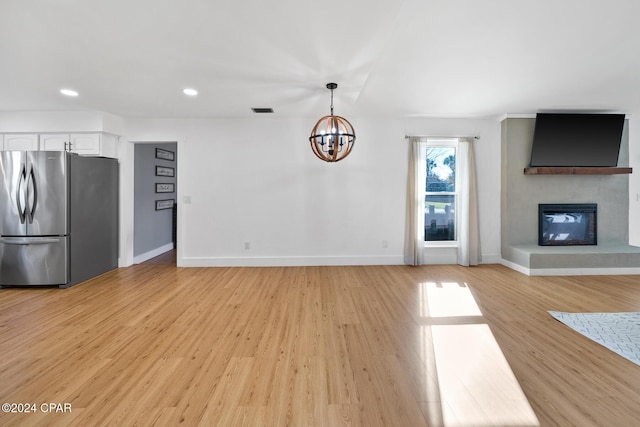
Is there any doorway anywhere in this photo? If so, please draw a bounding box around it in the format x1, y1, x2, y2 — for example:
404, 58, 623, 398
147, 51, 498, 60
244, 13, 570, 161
133, 142, 178, 264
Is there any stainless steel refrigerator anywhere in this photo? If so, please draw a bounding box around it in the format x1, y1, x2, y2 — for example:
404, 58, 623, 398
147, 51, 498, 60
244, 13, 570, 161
0, 151, 118, 288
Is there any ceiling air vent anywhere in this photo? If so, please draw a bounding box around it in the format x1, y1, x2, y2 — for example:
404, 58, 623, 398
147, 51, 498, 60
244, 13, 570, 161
251, 107, 274, 114
251, 107, 273, 114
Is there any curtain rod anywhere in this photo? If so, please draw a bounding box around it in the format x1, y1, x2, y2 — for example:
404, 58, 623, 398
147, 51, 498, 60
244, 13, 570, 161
404, 135, 480, 140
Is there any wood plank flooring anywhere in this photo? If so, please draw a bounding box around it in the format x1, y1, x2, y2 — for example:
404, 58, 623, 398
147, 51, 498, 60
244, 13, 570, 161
0, 263, 639, 426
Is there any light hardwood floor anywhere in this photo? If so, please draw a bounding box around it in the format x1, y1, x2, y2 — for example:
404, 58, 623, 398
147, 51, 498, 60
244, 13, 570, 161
1, 262, 639, 426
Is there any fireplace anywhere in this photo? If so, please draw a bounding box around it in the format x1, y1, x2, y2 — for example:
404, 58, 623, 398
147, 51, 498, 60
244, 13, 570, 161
538, 203, 597, 246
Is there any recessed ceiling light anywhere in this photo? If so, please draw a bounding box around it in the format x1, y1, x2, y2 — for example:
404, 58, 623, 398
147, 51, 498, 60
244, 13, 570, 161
183, 88, 198, 96
60, 89, 78, 97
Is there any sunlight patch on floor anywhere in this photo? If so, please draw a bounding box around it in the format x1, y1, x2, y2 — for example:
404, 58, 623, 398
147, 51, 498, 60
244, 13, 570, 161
419, 281, 540, 427
422, 281, 482, 318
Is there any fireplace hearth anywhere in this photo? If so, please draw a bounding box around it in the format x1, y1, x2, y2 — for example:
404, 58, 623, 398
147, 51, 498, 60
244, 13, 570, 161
538, 203, 597, 246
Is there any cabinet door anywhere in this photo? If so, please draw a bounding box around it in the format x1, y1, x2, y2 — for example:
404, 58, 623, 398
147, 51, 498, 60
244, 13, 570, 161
39, 134, 70, 151
99, 133, 118, 158
2, 134, 39, 151
70, 134, 101, 155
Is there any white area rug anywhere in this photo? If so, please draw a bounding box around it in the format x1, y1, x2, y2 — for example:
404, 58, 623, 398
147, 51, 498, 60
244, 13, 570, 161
548, 311, 640, 366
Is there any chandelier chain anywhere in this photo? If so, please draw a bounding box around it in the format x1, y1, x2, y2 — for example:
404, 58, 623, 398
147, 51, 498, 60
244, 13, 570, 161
330, 87, 334, 116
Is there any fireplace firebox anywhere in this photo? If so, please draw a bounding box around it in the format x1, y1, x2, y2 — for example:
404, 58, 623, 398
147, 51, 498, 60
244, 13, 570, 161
538, 203, 597, 246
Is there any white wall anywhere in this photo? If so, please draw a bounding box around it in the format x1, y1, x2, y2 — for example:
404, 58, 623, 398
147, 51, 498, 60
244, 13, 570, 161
6, 109, 637, 266
122, 115, 502, 266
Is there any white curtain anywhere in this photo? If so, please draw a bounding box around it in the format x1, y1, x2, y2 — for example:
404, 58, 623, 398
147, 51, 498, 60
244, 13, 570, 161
404, 138, 426, 265
457, 138, 480, 266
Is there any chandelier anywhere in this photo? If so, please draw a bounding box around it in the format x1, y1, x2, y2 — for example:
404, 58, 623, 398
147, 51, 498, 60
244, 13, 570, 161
309, 83, 356, 162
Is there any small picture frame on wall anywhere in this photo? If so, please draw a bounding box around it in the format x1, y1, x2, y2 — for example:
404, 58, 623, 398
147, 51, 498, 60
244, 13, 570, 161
156, 166, 175, 177
156, 148, 175, 161
155, 183, 175, 193
155, 199, 175, 210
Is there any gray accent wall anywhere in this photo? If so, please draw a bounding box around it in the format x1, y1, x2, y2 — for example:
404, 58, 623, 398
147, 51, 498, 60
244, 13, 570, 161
501, 117, 632, 267
134, 143, 177, 259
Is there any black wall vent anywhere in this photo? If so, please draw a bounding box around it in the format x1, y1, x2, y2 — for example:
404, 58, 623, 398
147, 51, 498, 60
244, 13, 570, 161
251, 107, 274, 114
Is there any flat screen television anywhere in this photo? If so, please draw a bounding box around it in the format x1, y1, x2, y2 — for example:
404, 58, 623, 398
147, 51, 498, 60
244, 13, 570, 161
529, 113, 625, 167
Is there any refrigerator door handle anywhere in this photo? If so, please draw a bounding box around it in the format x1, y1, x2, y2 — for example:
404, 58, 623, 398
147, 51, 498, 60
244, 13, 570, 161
26, 164, 37, 223
16, 163, 27, 224
0, 237, 62, 245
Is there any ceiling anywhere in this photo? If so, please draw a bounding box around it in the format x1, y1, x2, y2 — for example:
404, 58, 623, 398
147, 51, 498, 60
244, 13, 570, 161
2, 0, 640, 119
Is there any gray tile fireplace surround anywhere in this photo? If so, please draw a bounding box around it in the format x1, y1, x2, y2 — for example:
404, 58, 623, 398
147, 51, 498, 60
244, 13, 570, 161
501, 117, 639, 274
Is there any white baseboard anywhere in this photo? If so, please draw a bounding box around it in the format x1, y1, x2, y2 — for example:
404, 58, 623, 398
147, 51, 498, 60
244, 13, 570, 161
177, 255, 405, 267
500, 259, 531, 275
134, 243, 174, 264
176, 253, 505, 268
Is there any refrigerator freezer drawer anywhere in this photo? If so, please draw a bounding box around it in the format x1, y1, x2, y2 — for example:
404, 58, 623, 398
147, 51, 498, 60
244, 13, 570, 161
0, 236, 68, 286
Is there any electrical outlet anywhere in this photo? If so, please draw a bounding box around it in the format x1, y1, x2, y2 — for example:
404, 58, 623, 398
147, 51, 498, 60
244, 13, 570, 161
244, 242, 250, 250
382, 240, 388, 249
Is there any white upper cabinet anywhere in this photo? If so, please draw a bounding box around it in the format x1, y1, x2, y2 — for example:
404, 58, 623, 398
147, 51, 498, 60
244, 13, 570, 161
40, 133, 100, 154
39, 134, 70, 151
39, 133, 117, 158
70, 134, 101, 155
1, 133, 117, 158
2, 134, 39, 151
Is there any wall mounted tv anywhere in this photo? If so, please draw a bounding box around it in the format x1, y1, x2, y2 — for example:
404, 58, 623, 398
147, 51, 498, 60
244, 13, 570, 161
529, 113, 625, 167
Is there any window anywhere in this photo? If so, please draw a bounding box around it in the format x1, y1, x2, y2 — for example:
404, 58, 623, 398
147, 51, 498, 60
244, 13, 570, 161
405, 136, 478, 266
425, 140, 457, 244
